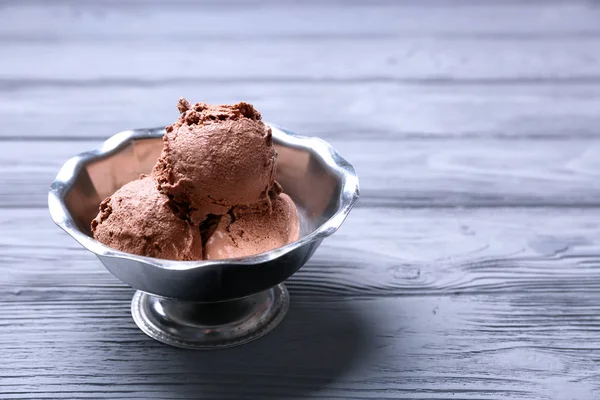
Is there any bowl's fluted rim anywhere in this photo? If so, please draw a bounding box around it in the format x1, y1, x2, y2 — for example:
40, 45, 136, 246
48, 124, 360, 270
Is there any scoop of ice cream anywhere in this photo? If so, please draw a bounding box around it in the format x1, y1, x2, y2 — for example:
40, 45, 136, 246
205, 193, 300, 260
91, 175, 203, 261
153, 98, 278, 224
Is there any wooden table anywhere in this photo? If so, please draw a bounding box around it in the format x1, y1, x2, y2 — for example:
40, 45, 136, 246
2, 1, 600, 399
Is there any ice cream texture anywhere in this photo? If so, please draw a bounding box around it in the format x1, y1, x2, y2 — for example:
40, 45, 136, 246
205, 193, 300, 260
91, 98, 299, 260
91, 175, 203, 261
153, 98, 278, 224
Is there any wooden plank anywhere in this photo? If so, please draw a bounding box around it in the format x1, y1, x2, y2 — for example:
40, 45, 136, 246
2, 0, 599, 40
3, 206, 600, 397
4, 207, 600, 298
1, 293, 599, 399
3, 38, 600, 83
2, 83, 600, 140
4, 138, 600, 208
3, 207, 600, 398
1, 1, 599, 398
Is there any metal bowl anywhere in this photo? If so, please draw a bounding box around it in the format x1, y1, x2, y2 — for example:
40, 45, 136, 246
48, 124, 359, 349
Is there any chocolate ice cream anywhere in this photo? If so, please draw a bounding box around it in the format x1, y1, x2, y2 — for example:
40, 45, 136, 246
204, 193, 300, 260
92, 98, 300, 261
153, 98, 278, 225
91, 175, 203, 261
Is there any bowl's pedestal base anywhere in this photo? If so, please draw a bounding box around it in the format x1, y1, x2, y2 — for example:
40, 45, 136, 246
131, 284, 289, 349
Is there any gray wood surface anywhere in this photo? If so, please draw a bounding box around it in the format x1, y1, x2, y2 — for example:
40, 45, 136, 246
2, 1, 600, 399
4, 138, 600, 208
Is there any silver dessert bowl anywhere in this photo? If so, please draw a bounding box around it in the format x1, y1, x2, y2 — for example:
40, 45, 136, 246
48, 124, 359, 349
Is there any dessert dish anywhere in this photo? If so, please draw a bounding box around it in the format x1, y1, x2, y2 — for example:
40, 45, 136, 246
50, 112, 359, 349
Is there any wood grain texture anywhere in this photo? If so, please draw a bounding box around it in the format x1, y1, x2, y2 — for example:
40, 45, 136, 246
2, 84, 600, 139
3, 0, 600, 86
4, 38, 600, 82
3, 138, 600, 208
3, 207, 600, 297
3, 0, 600, 39
2, 0, 600, 398
2, 207, 600, 399
1, 295, 600, 399
2, 0, 600, 141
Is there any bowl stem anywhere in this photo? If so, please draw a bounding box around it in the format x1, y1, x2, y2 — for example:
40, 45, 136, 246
131, 284, 289, 349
